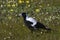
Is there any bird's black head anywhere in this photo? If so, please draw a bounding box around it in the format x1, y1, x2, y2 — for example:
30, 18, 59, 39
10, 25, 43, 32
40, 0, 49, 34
18, 13, 27, 20
21, 13, 26, 17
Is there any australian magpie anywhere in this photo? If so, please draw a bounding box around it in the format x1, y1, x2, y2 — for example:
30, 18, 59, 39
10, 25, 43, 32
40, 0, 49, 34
18, 13, 51, 32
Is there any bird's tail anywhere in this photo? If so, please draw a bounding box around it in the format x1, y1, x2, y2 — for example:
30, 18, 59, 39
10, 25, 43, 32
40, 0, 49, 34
45, 27, 51, 31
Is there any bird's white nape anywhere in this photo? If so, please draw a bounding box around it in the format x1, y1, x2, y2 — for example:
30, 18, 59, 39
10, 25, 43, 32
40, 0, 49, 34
26, 16, 37, 27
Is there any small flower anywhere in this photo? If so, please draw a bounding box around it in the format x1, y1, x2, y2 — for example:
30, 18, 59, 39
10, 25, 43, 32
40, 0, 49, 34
18, 0, 24, 3
12, 4, 16, 7
52, 16, 55, 20
7, 4, 11, 7
35, 9, 40, 12
49, 16, 52, 19
41, 12, 44, 14
16, 3, 18, 6
4, 37, 6, 40
8, 1, 11, 3
28, 4, 30, 7
0, 4, 3, 7
9, 32, 12, 35
41, 31, 43, 34
46, 12, 49, 14
45, 18, 47, 21
47, 4, 50, 6
3, 1, 5, 4
26, 1, 29, 3
48, 18, 52, 21
39, 5, 42, 8
23, 24, 25, 26
8, 16, 12, 20
6, 23, 8, 26
7, 36, 10, 39
10, 9, 14, 12
58, 14, 59, 16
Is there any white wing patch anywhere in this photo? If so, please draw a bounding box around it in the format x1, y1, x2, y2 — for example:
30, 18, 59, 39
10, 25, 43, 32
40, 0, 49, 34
26, 16, 37, 27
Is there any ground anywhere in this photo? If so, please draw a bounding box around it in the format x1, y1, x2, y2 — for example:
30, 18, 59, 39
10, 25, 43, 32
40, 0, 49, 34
0, 0, 60, 40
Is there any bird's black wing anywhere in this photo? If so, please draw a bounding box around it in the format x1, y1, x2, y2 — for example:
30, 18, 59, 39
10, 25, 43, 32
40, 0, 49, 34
24, 21, 33, 26
35, 22, 46, 28
24, 21, 35, 31
35, 22, 51, 30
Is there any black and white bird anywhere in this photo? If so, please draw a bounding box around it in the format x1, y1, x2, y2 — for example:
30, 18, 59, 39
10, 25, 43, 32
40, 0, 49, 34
18, 13, 51, 32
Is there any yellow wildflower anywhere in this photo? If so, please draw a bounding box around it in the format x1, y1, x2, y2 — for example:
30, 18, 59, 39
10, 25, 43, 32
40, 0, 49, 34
8, 16, 12, 20
18, 0, 23, 3
12, 4, 16, 7
10, 9, 14, 12
7, 4, 11, 7
26, 1, 29, 3
35, 9, 40, 12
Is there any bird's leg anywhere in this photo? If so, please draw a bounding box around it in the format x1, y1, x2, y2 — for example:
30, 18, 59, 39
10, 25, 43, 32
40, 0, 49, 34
30, 30, 34, 33
34, 27, 37, 30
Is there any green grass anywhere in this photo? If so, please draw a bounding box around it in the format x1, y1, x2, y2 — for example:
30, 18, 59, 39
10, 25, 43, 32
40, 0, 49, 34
0, 0, 60, 40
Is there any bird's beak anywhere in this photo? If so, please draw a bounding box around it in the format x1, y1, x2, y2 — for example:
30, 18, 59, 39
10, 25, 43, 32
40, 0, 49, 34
17, 14, 22, 17
19, 14, 22, 16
